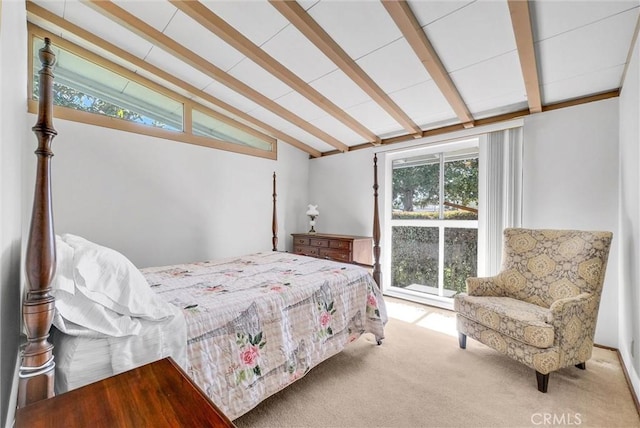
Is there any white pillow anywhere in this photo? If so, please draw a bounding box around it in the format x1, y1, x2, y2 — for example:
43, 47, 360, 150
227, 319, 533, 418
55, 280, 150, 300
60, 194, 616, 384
52, 291, 144, 338
62, 234, 175, 320
51, 234, 177, 337
53, 236, 75, 295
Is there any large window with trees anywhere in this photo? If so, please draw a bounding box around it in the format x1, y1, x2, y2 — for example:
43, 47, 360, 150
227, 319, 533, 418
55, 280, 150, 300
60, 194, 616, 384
385, 139, 479, 308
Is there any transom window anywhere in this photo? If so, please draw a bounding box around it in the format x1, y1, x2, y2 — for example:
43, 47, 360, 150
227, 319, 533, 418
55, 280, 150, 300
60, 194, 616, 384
31, 38, 183, 132
28, 29, 276, 159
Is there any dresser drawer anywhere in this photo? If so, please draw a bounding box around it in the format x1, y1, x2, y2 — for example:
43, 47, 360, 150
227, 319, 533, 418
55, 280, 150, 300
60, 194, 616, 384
293, 237, 309, 246
309, 238, 329, 248
294, 245, 319, 256
320, 248, 351, 263
329, 239, 351, 250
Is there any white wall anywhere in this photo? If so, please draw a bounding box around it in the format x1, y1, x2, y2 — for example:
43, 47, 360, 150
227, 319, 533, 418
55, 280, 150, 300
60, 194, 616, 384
522, 98, 619, 347
24, 116, 310, 268
308, 147, 377, 238
310, 100, 621, 348
0, 1, 27, 426
619, 28, 640, 399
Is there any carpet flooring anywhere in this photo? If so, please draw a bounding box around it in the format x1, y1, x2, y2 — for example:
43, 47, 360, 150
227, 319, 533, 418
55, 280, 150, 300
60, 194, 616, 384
234, 298, 640, 428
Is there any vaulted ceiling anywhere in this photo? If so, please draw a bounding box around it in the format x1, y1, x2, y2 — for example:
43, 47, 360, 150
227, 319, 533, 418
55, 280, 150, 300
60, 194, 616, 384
27, 0, 640, 157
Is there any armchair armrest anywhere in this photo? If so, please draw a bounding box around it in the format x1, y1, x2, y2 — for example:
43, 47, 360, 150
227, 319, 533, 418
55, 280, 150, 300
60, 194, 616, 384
548, 292, 594, 324
549, 293, 599, 364
466, 276, 505, 297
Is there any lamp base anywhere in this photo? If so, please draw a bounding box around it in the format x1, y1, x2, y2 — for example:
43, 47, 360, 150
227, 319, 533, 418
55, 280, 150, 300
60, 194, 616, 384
308, 226, 316, 233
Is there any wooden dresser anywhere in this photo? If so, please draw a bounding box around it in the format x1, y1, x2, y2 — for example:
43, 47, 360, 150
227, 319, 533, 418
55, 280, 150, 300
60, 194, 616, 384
15, 357, 235, 428
292, 233, 373, 266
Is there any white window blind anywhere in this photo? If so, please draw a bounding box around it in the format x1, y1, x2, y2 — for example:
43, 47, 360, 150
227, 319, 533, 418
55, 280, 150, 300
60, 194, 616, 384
477, 127, 523, 276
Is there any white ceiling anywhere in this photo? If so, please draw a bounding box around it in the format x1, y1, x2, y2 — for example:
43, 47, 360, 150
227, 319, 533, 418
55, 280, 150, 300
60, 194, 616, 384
28, 0, 640, 156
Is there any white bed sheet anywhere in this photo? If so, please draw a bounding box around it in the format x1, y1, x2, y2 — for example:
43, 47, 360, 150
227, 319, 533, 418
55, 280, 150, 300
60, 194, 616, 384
51, 309, 187, 393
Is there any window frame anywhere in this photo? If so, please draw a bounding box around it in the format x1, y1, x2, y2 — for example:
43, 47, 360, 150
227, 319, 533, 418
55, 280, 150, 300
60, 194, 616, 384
383, 137, 480, 310
27, 25, 277, 160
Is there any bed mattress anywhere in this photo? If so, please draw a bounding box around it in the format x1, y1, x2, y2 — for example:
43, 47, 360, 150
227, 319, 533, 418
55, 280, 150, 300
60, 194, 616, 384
51, 307, 187, 393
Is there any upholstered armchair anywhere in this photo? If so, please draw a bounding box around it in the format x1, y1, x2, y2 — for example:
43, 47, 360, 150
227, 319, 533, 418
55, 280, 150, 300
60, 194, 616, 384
454, 228, 613, 392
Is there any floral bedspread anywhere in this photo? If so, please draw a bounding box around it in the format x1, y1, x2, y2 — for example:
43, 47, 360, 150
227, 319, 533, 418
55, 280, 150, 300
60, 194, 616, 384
141, 252, 387, 420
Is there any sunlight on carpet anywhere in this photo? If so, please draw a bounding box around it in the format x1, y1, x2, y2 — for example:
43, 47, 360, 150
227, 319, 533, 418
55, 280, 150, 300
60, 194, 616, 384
385, 298, 458, 338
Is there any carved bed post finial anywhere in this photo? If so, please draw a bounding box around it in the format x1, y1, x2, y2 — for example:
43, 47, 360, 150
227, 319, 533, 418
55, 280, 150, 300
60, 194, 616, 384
18, 37, 58, 408
372, 154, 381, 288
272, 172, 278, 251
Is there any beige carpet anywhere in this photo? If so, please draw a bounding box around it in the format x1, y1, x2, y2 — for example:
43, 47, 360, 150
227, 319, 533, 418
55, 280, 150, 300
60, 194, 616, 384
234, 299, 640, 428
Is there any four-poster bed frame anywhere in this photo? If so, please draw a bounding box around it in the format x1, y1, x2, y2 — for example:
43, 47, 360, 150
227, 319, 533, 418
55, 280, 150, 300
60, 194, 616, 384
17, 39, 383, 412
19, 37, 57, 408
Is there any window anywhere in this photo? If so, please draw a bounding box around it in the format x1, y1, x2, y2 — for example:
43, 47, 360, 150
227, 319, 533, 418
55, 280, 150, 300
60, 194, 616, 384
384, 139, 479, 308
28, 28, 276, 159
192, 109, 273, 151
31, 37, 183, 131
382, 126, 523, 309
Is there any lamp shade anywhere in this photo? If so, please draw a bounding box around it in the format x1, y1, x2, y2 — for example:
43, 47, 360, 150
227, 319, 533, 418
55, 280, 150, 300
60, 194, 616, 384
306, 204, 319, 216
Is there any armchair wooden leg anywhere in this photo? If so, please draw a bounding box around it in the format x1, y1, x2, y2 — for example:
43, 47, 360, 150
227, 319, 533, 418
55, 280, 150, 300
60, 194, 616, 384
458, 333, 467, 349
536, 371, 549, 393
575, 362, 586, 370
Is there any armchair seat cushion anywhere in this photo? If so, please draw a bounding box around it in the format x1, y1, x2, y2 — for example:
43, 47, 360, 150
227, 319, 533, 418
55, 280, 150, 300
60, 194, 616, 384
455, 294, 555, 348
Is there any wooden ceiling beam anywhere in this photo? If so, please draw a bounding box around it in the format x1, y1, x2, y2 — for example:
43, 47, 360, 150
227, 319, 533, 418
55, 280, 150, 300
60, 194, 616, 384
333, 89, 620, 156
172, 0, 379, 146
508, 0, 542, 113
382, 0, 475, 128
269, 0, 422, 138
82, 0, 349, 152
26, 1, 321, 158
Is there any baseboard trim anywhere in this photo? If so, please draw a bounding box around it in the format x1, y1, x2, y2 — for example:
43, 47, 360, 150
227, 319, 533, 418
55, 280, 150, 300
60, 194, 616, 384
612, 347, 640, 418
594, 343, 618, 352
593, 343, 640, 418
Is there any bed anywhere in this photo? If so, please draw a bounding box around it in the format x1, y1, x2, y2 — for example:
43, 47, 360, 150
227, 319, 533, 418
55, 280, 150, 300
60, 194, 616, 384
18, 38, 387, 420
49, 236, 386, 419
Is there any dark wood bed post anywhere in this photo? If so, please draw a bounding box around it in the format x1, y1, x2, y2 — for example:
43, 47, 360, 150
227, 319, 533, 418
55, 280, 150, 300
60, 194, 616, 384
272, 172, 278, 251
372, 154, 381, 288
18, 37, 57, 408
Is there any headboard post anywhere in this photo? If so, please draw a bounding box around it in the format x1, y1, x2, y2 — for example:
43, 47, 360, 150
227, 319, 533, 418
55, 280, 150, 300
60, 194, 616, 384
18, 38, 58, 408
272, 172, 278, 251
372, 154, 381, 288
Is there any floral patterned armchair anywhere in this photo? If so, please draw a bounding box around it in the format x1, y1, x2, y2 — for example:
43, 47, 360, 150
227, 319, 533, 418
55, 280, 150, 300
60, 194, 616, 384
454, 228, 613, 392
